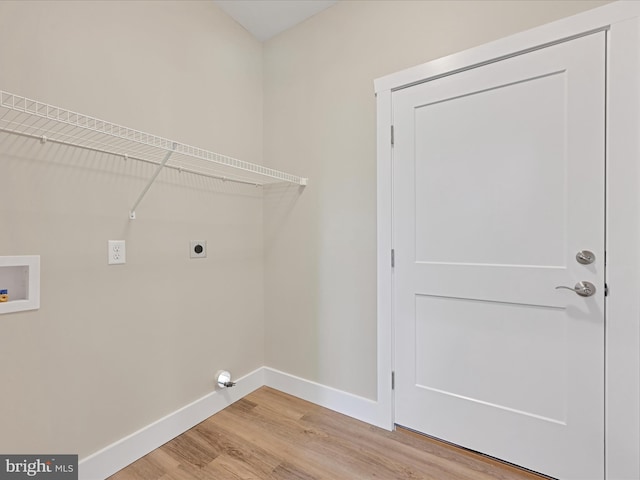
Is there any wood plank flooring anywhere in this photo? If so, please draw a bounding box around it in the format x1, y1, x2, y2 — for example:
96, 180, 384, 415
108, 387, 547, 480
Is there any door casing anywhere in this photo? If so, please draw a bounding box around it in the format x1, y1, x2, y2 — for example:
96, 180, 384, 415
374, 3, 640, 479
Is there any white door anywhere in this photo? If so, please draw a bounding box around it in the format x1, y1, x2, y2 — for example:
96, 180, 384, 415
393, 32, 605, 480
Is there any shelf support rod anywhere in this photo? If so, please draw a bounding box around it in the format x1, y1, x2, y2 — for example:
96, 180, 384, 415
129, 143, 177, 220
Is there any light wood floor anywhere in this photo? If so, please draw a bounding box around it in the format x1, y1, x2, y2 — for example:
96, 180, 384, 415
108, 387, 547, 480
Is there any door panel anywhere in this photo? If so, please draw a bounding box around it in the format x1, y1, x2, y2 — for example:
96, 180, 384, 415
414, 72, 567, 267
393, 32, 605, 480
415, 295, 568, 423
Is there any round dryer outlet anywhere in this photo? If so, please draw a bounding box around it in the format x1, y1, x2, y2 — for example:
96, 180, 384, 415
190, 240, 207, 258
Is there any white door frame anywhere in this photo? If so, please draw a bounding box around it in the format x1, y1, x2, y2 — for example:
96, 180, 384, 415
374, 2, 640, 479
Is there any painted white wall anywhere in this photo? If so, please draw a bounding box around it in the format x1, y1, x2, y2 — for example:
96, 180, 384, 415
262, 0, 611, 400
0, 1, 264, 458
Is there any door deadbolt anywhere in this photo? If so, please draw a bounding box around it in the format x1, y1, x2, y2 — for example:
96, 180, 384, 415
576, 250, 595, 265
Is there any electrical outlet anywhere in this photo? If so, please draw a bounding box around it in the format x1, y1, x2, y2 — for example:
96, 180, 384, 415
190, 240, 206, 259
108, 240, 126, 265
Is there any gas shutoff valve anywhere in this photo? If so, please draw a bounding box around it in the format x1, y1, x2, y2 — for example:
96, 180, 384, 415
216, 370, 236, 388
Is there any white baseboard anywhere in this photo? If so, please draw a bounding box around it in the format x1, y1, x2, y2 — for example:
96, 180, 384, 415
263, 367, 387, 429
78, 366, 388, 480
78, 367, 264, 480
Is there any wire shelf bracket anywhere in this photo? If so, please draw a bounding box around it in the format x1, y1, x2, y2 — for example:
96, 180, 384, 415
129, 143, 177, 220
0, 90, 308, 219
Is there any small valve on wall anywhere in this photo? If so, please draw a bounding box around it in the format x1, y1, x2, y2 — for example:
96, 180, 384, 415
0, 290, 7, 302
216, 370, 236, 388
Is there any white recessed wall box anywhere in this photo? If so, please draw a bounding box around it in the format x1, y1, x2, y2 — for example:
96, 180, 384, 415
0, 255, 40, 314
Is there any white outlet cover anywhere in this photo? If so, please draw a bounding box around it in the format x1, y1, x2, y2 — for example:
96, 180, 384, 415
108, 240, 126, 265
190, 241, 207, 259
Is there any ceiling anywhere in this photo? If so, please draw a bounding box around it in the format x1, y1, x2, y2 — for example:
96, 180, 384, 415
213, 0, 339, 42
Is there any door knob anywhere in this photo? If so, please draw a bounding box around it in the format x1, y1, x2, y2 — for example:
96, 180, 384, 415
555, 281, 596, 297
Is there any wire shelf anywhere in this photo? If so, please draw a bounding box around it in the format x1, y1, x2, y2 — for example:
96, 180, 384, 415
0, 90, 308, 188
